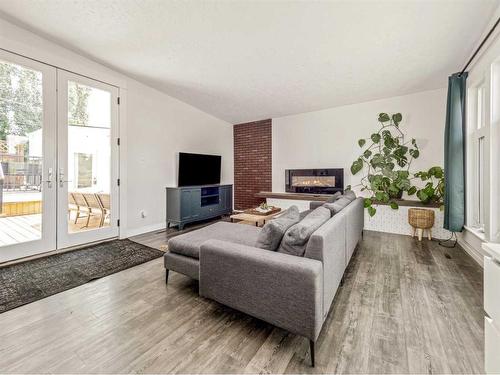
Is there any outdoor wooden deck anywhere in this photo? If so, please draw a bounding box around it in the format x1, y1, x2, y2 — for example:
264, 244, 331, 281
0, 214, 41, 246
0, 214, 109, 247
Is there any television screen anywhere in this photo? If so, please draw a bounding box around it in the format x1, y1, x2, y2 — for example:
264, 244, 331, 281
178, 152, 221, 186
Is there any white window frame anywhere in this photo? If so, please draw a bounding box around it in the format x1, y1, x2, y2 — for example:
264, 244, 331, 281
488, 61, 500, 243
466, 78, 490, 238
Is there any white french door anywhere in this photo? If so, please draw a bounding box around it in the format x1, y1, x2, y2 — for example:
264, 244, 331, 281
0, 50, 57, 262
0, 50, 119, 263
56, 70, 119, 249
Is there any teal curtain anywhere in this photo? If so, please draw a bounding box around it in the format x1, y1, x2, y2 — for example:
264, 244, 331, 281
444, 72, 467, 232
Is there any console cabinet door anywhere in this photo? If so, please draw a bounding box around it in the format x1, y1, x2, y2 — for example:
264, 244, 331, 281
190, 189, 201, 219
225, 186, 233, 211
180, 190, 193, 220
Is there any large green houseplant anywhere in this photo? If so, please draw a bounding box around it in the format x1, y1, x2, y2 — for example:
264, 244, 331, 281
349, 113, 420, 216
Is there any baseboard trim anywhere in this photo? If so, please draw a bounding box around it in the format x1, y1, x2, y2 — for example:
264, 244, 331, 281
457, 237, 484, 267
126, 222, 166, 238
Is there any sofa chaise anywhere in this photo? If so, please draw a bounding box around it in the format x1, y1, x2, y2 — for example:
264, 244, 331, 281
164, 196, 364, 366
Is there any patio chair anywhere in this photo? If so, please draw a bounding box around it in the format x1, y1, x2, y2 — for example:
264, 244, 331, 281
96, 193, 110, 227
68, 193, 79, 220
82, 193, 104, 229
72, 192, 90, 224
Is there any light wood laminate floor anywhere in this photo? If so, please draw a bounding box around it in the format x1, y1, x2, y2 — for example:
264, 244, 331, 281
0, 230, 483, 373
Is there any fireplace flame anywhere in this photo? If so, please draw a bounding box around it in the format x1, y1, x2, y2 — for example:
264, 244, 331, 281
292, 176, 335, 187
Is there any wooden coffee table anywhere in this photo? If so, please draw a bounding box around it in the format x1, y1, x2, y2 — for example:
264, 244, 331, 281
230, 210, 282, 227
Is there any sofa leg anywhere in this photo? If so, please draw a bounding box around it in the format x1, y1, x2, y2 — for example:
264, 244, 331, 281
309, 340, 315, 367
165, 269, 170, 284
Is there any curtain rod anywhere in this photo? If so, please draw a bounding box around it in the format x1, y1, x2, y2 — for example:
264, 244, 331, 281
459, 16, 500, 77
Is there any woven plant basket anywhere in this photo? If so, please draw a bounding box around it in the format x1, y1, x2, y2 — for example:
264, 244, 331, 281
408, 208, 435, 229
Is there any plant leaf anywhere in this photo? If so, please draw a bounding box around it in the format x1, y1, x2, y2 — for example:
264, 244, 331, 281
367, 206, 377, 217
397, 179, 411, 191
407, 186, 417, 195
384, 136, 395, 149
350, 159, 363, 175
358, 139, 366, 147
363, 149, 372, 158
390, 201, 399, 210
364, 198, 372, 208
392, 113, 402, 125
378, 113, 390, 122
398, 170, 409, 179
396, 157, 407, 167
429, 166, 444, 178
371, 133, 381, 143
417, 190, 428, 202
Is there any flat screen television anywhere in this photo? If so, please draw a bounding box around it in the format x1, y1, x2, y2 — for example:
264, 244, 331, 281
178, 152, 221, 186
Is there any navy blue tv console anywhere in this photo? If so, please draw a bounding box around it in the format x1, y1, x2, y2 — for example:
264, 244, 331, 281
166, 184, 233, 230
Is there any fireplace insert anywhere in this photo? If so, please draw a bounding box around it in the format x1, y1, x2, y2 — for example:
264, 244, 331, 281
285, 168, 343, 194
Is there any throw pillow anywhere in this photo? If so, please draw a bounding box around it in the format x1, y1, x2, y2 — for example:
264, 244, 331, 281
323, 196, 351, 215
309, 192, 341, 210
326, 191, 342, 203
254, 205, 300, 251
299, 209, 312, 220
343, 190, 356, 202
278, 206, 330, 257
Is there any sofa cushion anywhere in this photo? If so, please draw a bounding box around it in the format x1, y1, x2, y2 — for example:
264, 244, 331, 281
323, 196, 351, 215
278, 206, 331, 257
168, 221, 261, 259
255, 206, 300, 251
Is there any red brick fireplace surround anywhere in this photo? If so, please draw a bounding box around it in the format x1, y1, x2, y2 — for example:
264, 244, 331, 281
233, 119, 272, 210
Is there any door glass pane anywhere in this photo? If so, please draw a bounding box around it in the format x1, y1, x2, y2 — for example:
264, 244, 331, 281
67, 81, 111, 233
0, 59, 43, 247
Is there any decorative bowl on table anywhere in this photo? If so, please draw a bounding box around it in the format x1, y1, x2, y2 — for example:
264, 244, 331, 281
245, 203, 281, 216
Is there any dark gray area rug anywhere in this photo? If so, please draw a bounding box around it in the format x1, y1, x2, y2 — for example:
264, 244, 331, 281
0, 239, 164, 313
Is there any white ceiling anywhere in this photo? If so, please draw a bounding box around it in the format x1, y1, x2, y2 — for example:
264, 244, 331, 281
0, 0, 498, 123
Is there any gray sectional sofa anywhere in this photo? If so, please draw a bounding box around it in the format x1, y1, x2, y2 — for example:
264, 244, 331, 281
164, 196, 364, 366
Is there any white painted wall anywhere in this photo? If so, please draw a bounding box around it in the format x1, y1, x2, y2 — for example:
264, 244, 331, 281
125, 80, 233, 235
0, 17, 233, 238
272, 88, 447, 194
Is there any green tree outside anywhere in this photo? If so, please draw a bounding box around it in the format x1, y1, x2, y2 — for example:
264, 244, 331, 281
0, 61, 91, 143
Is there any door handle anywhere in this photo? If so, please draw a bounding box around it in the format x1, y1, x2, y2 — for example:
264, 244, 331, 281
45, 167, 53, 188
59, 168, 71, 187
